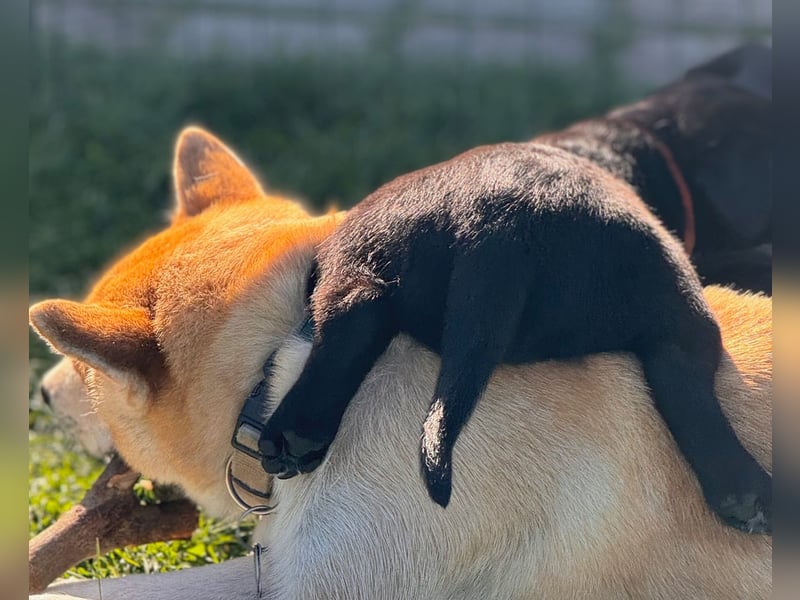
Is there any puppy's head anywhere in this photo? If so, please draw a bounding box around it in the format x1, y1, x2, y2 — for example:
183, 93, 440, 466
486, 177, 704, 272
30, 126, 342, 516
609, 44, 772, 249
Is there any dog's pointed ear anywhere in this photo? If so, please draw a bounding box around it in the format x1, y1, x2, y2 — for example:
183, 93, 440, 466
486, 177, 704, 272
172, 126, 266, 220
29, 300, 165, 384
172, 126, 310, 221
686, 43, 771, 99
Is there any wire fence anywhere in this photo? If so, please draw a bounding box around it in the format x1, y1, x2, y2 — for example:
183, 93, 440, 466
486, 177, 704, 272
33, 0, 770, 84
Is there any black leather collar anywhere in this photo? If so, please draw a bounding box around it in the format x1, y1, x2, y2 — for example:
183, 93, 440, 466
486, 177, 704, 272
231, 313, 315, 461
226, 268, 317, 512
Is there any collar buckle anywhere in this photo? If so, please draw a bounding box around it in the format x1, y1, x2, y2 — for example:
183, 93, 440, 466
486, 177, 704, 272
225, 311, 316, 514
231, 373, 273, 460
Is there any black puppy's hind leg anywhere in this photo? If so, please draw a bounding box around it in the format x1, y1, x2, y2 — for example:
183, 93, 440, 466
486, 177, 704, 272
640, 317, 772, 534
422, 253, 528, 508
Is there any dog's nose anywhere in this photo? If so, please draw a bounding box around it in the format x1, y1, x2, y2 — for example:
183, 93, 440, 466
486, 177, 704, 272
40, 385, 52, 408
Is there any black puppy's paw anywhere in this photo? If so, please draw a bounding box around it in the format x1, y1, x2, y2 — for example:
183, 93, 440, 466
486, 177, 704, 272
259, 423, 331, 479
715, 491, 771, 534
706, 468, 772, 534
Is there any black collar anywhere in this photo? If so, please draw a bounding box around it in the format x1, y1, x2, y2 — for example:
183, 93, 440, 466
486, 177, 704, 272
231, 312, 315, 461
226, 268, 317, 512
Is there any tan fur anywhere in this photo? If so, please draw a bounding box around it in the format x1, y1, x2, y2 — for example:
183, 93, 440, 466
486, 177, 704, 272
30, 127, 771, 599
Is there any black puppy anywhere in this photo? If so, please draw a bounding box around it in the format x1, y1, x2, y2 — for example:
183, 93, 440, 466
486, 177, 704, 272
540, 43, 771, 294
259, 142, 771, 533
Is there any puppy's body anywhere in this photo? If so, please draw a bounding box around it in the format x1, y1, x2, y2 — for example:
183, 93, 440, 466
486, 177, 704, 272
30, 128, 772, 599
260, 141, 771, 531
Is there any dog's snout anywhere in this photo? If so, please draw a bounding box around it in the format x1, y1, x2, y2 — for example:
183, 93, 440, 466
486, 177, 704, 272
40, 385, 52, 408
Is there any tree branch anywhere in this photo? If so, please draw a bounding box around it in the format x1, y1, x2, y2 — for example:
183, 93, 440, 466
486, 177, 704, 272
29, 455, 199, 594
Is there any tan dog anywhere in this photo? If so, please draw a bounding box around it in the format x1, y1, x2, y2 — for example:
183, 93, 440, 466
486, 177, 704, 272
30, 127, 771, 599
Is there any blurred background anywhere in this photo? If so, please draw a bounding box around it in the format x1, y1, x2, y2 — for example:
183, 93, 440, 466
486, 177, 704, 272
29, 0, 772, 580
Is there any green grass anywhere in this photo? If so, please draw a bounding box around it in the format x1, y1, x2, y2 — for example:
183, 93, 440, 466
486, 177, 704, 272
29, 37, 641, 578
29, 409, 255, 580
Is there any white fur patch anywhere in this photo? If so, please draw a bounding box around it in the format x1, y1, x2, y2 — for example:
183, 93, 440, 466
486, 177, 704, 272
421, 397, 444, 466
265, 335, 313, 416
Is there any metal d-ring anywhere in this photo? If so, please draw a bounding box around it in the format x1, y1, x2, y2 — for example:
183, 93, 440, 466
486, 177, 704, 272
225, 455, 277, 517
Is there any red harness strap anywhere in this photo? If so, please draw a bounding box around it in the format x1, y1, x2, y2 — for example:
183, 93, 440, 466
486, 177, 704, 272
619, 119, 696, 256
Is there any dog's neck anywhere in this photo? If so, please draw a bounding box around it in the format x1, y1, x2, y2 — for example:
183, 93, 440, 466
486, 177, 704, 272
260, 263, 318, 409
221, 257, 322, 515
537, 117, 695, 251
226, 305, 316, 512
605, 114, 696, 254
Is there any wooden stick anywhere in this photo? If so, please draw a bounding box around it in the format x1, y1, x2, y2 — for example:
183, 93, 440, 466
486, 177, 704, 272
29, 455, 199, 594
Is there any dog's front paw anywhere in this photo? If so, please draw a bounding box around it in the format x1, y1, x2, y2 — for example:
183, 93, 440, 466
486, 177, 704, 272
259, 423, 331, 479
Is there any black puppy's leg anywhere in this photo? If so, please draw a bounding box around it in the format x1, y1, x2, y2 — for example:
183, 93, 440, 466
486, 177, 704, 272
260, 295, 394, 478
421, 253, 528, 507
640, 319, 772, 533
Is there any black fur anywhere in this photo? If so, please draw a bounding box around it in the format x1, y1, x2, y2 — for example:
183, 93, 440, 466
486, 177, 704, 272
540, 43, 771, 294
259, 142, 771, 533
